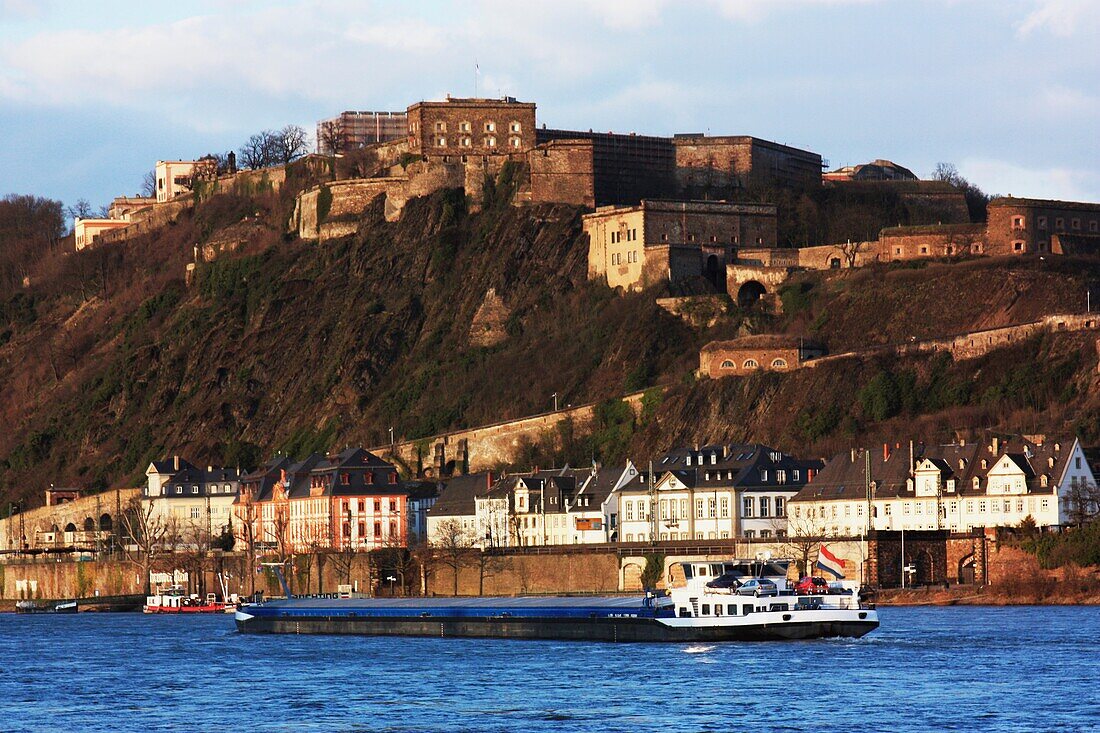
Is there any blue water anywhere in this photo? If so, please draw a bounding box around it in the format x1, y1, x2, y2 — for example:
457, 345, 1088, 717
1, 607, 1097, 732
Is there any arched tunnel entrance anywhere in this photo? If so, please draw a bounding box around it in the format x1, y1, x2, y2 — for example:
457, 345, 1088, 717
704, 254, 721, 290
737, 280, 766, 307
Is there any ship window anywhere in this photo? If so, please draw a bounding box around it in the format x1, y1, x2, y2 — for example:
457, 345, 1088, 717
701, 604, 710, 615
742, 604, 753, 616
727, 605, 737, 616
678, 607, 691, 618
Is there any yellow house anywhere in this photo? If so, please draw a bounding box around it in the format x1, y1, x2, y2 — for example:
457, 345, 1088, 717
74, 218, 130, 250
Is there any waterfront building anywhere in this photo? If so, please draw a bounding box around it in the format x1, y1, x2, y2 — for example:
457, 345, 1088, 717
143, 456, 243, 547
787, 435, 1097, 536
426, 466, 637, 549
617, 445, 823, 543
233, 448, 429, 554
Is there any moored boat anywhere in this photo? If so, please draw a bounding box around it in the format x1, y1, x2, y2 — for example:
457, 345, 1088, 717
15, 599, 78, 614
235, 559, 878, 642
144, 587, 236, 614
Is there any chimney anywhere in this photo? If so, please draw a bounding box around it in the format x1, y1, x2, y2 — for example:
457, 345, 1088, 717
173, 455, 179, 471
851, 448, 856, 463
486, 473, 493, 490
883, 443, 890, 462
991, 437, 1000, 455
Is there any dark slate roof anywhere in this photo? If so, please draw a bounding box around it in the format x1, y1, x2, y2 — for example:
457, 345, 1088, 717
642, 444, 823, 493
162, 464, 244, 497
427, 473, 497, 517
150, 457, 196, 474
790, 436, 1077, 503
284, 454, 325, 500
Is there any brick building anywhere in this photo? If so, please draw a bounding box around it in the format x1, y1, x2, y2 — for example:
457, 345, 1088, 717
879, 223, 986, 260
536, 129, 675, 206
584, 199, 777, 292
698, 335, 826, 377
407, 96, 536, 157
673, 135, 823, 193
233, 448, 429, 554
316, 111, 407, 154
985, 197, 1100, 256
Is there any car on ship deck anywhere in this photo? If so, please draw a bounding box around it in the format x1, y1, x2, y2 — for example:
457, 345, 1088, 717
735, 579, 778, 597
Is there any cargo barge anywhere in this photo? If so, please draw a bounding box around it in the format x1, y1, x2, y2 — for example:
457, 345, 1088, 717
235, 560, 878, 642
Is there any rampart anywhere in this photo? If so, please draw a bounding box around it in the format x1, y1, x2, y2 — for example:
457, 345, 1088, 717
373, 390, 654, 476
1, 488, 139, 551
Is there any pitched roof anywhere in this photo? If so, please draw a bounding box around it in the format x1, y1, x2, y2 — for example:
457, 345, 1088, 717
428, 473, 497, 517
790, 436, 1079, 503
629, 444, 823, 493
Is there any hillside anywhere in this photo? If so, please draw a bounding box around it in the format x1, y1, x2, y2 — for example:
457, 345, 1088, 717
2, 175, 1100, 508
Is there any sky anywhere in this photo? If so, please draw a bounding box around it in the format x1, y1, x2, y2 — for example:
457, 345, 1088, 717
1, 0, 1098, 209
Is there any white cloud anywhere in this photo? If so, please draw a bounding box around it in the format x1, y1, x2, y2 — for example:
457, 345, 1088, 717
1017, 0, 1100, 36
960, 157, 1100, 201
707, 0, 882, 22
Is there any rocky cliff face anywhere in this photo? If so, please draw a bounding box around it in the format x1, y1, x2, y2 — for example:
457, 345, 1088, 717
3, 173, 1100, 508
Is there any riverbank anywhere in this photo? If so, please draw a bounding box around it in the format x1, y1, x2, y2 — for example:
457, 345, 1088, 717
876, 584, 1100, 606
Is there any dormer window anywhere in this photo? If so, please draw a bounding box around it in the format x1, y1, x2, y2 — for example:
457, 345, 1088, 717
972, 477, 980, 490
981, 459, 988, 470
1040, 475, 1049, 488
946, 479, 956, 492
760, 469, 768, 482
959, 459, 966, 469
710, 453, 717, 465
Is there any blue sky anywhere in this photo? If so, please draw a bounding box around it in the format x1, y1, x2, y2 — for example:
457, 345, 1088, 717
1, 0, 1098, 209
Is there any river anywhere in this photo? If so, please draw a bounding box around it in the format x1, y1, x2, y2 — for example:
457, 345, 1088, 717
1, 606, 1096, 732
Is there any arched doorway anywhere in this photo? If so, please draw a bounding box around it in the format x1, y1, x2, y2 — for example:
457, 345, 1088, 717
737, 280, 766, 307
704, 254, 721, 289
99, 514, 113, 532
958, 554, 976, 585
621, 562, 643, 592
83, 517, 95, 532
64, 522, 77, 532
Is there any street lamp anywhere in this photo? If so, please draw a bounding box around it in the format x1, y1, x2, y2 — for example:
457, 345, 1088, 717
551, 392, 559, 412
386, 575, 397, 595
389, 427, 394, 447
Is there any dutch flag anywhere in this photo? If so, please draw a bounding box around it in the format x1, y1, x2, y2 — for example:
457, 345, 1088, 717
815, 545, 847, 580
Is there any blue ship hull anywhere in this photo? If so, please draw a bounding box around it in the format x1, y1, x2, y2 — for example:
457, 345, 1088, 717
235, 595, 878, 642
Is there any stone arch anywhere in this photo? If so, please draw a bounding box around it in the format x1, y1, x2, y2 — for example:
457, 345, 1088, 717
99, 514, 113, 531
50, 523, 59, 532
912, 548, 936, 585
737, 280, 766, 307
958, 553, 976, 585
704, 254, 721, 289
621, 561, 644, 592
64, 522, 77, 533
771, 358, 788, 368
743, 359, 759, 369
83, 517, 95, 531
720, 359, 735, 369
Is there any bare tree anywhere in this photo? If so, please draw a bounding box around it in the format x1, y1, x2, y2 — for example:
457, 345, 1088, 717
120, 496, 168, 595
141, 170, 157, 198
774, 511, 826, 577
318, 120, 346, 156
275, 125, 309, 165
1065, 480, 1100, 526
234, 497, 260, 595
238, 132, 273, 170
475, 549, 507, 595
834, 239, 870, 269
67, 199, 94, 221
431, 518, 475, 596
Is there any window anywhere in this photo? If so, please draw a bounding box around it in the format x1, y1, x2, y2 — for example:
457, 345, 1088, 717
1013, 241, 1024, 252
742, 497, 753, 518
191, 486, 198, 494
374, 499, 381, 512
777, 470, 787, 484
744, 530, 755, 539
979, 501, 987, 513
771, 358, 787, 368
775, 498, 785, 517
390, 500, 397, 512
760, 469, 768, 482
461, 136, 472, 147
190, 507, 200, 519
884, 504, 892, 516
625, 501, 634, 521
743, 359, 758, 369
793, 470, 800, 482
341, 473, 350, 485
435, 121, 446, 132
1012, 216, 1024, 228
485, 136, 497, 148
1056, 217, 1064, 229
720, 497, 729, 518
436, 136, 446, 147
720, 360, 735, 369
1038, 216, 1047, 229
510, 121, 521, 132
459, 121, 471, 132
1072, 218, 1081, 230
510, 137, 521, 148
696, 498, 704, 518
708, 498, 717, 518
485, 121, 496, 132
759, 497, 770, 518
